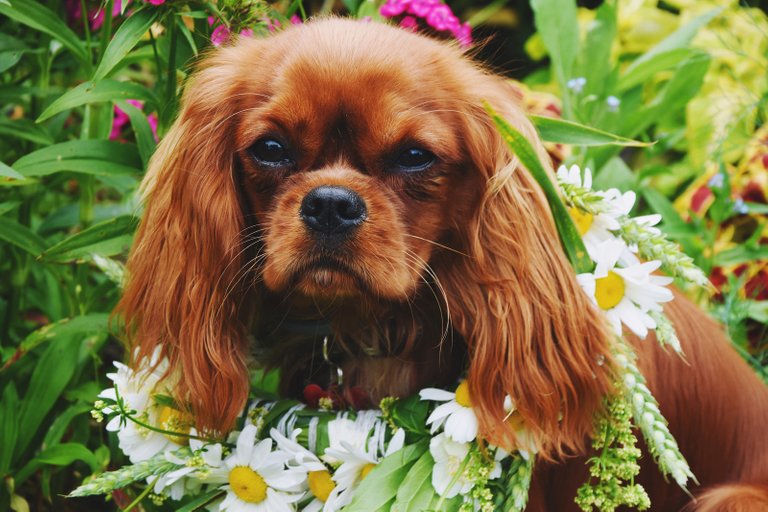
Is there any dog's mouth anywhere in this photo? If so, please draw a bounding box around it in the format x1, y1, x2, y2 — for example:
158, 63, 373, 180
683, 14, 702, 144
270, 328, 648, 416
292, 256, 370, 297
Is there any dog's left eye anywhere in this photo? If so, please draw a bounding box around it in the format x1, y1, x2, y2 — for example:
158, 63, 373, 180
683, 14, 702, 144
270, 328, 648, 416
395, 148, 436, 172
248, 138, 293, 168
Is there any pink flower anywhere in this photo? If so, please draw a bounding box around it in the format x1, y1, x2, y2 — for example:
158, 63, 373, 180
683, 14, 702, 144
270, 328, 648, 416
240, 28, 255, 38
262, 17, 281, 33
452, 21, 472, 48
426, 4, 459, 32
147, 114, 159, 141
290, 14, 303, 24
90, 0, 124, 31
211, 25, 231, 46
380, 0, 411, 17
110, 100, 159, 142
407, 0, 439, 18
145, 0, 166, 5
399, 15, 418, 30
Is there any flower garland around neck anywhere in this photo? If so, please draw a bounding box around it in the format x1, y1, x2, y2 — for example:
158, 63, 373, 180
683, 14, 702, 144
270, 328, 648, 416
73, 112, 708, 512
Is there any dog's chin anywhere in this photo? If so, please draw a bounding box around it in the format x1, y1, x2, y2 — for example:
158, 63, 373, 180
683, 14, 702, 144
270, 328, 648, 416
294, 260, 367, 298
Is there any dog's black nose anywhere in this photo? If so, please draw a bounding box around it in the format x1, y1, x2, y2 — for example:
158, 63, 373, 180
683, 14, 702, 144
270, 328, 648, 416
300, 186, 367, 238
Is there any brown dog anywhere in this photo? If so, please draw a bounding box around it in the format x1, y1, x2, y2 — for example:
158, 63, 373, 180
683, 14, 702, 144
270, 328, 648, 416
117, 18, 768, 511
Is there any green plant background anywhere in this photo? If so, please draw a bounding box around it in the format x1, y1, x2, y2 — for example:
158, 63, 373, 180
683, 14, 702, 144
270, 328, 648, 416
0, 0, 766, 510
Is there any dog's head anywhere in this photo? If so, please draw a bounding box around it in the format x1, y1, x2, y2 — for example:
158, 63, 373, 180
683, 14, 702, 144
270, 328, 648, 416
119, 18, 616, 457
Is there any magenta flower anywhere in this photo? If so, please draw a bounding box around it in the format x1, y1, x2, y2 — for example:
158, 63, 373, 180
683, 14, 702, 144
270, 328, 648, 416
239, 28, 254, 38
90, 0, 125, 31
211, 25, 231, 46
290, 14, 303, 24
380, 0, 411, 17
110, 100, 158, 142
399, 15, 418, 30
145, 0, 166, 5
452, 21, 472, 48
426, 4, 459, 32
407, 0, 439, 18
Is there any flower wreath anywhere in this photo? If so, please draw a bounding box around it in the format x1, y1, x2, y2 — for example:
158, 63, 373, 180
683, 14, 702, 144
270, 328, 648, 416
73, 111, 709, 512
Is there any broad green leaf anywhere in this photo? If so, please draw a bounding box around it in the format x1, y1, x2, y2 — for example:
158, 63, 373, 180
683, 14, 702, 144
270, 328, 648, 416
38, 80, 158, 122
646, 52, 710, 117
531, 115, 651, 147
624, 8, 721, 78
531, 0, 578, 115
0, 201, 20, 215
746, 301, 768, 324
43, 403, 93, 449
0, 160, 24, 180
392, 451, 439, 512
20, 313, 110, 353
391, 394, 430, 435
618, 48, 697, 92
116, 100, 156, 167
0, 49, 24, 73
40, 215, 138, 262
13, 333, 81, 463
641, 189, 694, 237
16, 443, 99, 484
577, 2, 616, 99
345, 441, 428, 512
0, 383, 19, 472
0, 118, 54, 145
13, 140, 142, 178
593, 156, 635, 192
94, 9, 158, 80
0, 0, 89, 66
486, 105, 594, 274
0, 217, 47, 255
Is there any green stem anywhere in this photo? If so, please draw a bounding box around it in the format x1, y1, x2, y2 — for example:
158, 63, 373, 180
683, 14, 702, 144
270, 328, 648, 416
99, 0, 115, 61
80, 0, 93, 64
165, 15, 178, 123
121, 475, 159, 512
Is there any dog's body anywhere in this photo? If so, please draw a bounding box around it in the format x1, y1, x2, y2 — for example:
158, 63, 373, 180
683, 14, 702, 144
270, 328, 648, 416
118, 18, 768, 510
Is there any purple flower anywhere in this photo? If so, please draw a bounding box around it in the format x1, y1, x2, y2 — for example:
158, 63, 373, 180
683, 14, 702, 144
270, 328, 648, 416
408, 0, 439, 18
400, 15, 418, 30
452, 22, 472, 48
110, 100, 157, 142
211, 25, 231, 46
426, 4, 459, 32
290, 14, 303, 24
380, 0, 411, 18
145, 0, 166, 5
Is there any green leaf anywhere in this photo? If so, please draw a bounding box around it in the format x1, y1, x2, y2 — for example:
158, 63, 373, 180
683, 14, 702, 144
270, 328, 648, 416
13, 332, 82, 464
624, 8, 721, 79
0, 160, 24, 180
713, 246, 768, 267
16, 443, 99, 484
530, 0, 578, 115
531, 115, 651, 147
746, 301, 768, 324
0, 383, 19, 472
391, 394, 430, 435
0, 0, 89, 66
0, 201, 20, 215
37, 80, 158, 122
12, 140, 142, 178
618, 48, 697, 92
176, 490, 227, 512
486, 105, 594, 274
0, 49, 24, 73
116, 100, 156, 167
577, 2, 616, 99
20, 313, 110, 353
641, 188, 693, 236
345, 441, 428, 512
0, 217, 47, 255
593, 156, 635, 191
94, 9, 158, 80
392, 451, 439, 512
43, 403, 93, 449
40, 215, 138, 262
0, 118, 54, 145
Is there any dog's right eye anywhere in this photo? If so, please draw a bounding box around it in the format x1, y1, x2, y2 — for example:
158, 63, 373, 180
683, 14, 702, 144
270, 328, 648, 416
248, 138, 293, 168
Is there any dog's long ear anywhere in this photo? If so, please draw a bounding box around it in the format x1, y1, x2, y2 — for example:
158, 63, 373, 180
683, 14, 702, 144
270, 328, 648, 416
442, 75, 617, 459
116, 49, 252, 435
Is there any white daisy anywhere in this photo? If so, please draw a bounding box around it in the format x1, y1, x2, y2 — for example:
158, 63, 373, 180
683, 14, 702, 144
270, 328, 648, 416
577, 239, 674, 338
324, 422, 405, 509
153, 429, 228, 500
429, 434, 502, 499
98, 350, 181, 463
557, 164, 592, 189
270, 428, 341, 512
218, 425, 306, 512
419, 381, 478, 443
503, 396, 536, 459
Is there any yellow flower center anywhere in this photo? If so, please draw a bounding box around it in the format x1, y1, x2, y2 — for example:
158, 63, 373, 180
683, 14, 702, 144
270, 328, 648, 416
569, 207, 594, 236
594, 271, 625, 310
308, 470, 335, 502
158, 406, 193, 445
360, 463, 377, 480
229, 466, 268, 503
455, 381, 472, 407
506, 410, 525, 432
